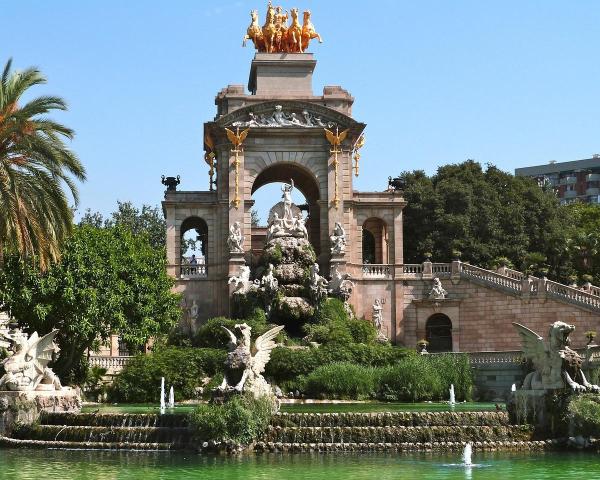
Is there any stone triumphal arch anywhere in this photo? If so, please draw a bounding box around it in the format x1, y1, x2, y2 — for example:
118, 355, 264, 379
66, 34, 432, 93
161, 5, 600, 355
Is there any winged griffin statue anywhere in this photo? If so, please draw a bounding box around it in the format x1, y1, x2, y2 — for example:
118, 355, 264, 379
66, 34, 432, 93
513, 321, 600, 393
0, 328, 62, 392
216, 323, 284, 400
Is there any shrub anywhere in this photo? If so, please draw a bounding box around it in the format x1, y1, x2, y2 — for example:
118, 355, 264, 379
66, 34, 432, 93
429, 353, 473, 401
567, 394, 600, 436
303, 298, 378, 346
194, 309, 269, 349
303, 362, 376, 399
265, 343, 412, 390
376, 353, 473, 402
377, 355, 444, 402
189, 394, 274, 445
110, 347, 225, 402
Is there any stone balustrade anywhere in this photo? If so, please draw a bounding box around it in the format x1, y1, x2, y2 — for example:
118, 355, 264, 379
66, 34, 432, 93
459, 263, 522, 293
89, 355, 132, 374
351, 261, 600, 312
402, 264, 423, 275
543, 279, 600, 310
178, 264, 207, 278
361, 264, 391, 278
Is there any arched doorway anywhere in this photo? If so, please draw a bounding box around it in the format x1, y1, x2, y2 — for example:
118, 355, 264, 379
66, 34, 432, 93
251, 162, 321, 255
362, 217, 388, 264
180, 217, 208, 277
426, 313, 453, 352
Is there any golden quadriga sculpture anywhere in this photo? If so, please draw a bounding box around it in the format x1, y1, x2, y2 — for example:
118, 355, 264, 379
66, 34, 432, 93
243, 2, 322, 53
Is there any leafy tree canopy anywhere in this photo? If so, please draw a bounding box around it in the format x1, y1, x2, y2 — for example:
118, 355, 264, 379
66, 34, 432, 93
0, 224, 180, 383
79, 201, 165, 249
401, 160, 571, 280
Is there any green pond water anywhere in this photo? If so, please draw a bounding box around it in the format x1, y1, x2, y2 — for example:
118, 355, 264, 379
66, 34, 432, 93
82, 402, 501, 414
0, 449, 597, 480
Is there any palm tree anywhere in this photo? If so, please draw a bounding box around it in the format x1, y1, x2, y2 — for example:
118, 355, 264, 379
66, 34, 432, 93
0, 59, 86, 269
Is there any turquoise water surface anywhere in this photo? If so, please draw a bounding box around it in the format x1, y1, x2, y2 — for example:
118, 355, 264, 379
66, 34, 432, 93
0, 449, 597, 480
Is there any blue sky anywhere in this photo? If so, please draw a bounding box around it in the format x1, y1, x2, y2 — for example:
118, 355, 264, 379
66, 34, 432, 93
4, 1, 600, 222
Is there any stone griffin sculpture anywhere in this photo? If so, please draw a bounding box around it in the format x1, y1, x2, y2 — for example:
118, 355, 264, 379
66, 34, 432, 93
513, 321, 600, 393
217, 323, 285, 400
0, 328, 62, 392
242, 2, 322, 53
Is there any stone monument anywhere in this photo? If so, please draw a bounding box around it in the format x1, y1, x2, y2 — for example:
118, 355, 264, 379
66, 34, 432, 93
214, 323, 284, 407
508, 320, 600, 427
0, 325, 80, 436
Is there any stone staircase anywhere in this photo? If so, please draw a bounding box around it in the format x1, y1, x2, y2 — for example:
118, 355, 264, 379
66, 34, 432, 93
254, 411, 556, 453
0, 412, 192, 451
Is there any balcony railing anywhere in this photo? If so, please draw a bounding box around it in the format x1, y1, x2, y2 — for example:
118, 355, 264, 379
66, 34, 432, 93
89, 355, 132, 374
362, 264, 391, 278
179, 264, 207, 278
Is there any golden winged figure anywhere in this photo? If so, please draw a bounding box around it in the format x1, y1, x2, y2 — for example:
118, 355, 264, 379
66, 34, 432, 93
225, 127, 250, 148
324, 128, 349, 146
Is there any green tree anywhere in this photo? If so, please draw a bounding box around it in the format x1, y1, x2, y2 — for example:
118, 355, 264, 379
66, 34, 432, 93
0, 224, 181, 382
0, 59, 86, 269
564, 202, 600, 284
79, 201, 166, 249
400, 160, 570, 280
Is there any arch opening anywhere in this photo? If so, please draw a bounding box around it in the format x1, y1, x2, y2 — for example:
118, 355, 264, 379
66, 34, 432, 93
250, 162, 322, 259
362, 217, 388, 264
180, 216, 208, 277
425, 313, 453, 353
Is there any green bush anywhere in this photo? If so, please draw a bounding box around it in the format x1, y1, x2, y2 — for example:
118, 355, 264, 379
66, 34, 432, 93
377, 355, 444, 401
303, 298, 378, 346
567, 394, 600, 436
429, 353, 473, 401
189, 394, 274, 444
376, 353, 473, 402
194, 309, 269, 349
265, 343, 412, 389
110, 347, 225, 402
303, 362, 376, 399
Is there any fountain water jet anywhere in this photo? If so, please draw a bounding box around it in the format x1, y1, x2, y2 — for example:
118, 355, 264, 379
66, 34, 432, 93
449, 384, 456, 405
511, 383, 517, 392
168, 386, 175, 409
160, 377, 166, 414
462, 442, 472, 466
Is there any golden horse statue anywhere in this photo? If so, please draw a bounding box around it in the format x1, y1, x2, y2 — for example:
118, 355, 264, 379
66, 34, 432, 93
301, 10, 322, 52
287, 8, 303, 53
262, 3, 278, 53
242, 10, 264, 50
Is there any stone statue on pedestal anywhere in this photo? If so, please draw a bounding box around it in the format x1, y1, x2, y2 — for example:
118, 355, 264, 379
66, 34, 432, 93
0, 328, 62, 392
330, 222, 347, 255
309, 263, 329, 304
329, 265, 354, 316
227, 221, 244, 253
372, 299, 383, 333
429, 277, 447, 300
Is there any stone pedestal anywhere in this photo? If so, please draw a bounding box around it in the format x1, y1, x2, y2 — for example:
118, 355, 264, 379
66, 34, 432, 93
248, 53, 316, 95
0, 388, 81, 436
